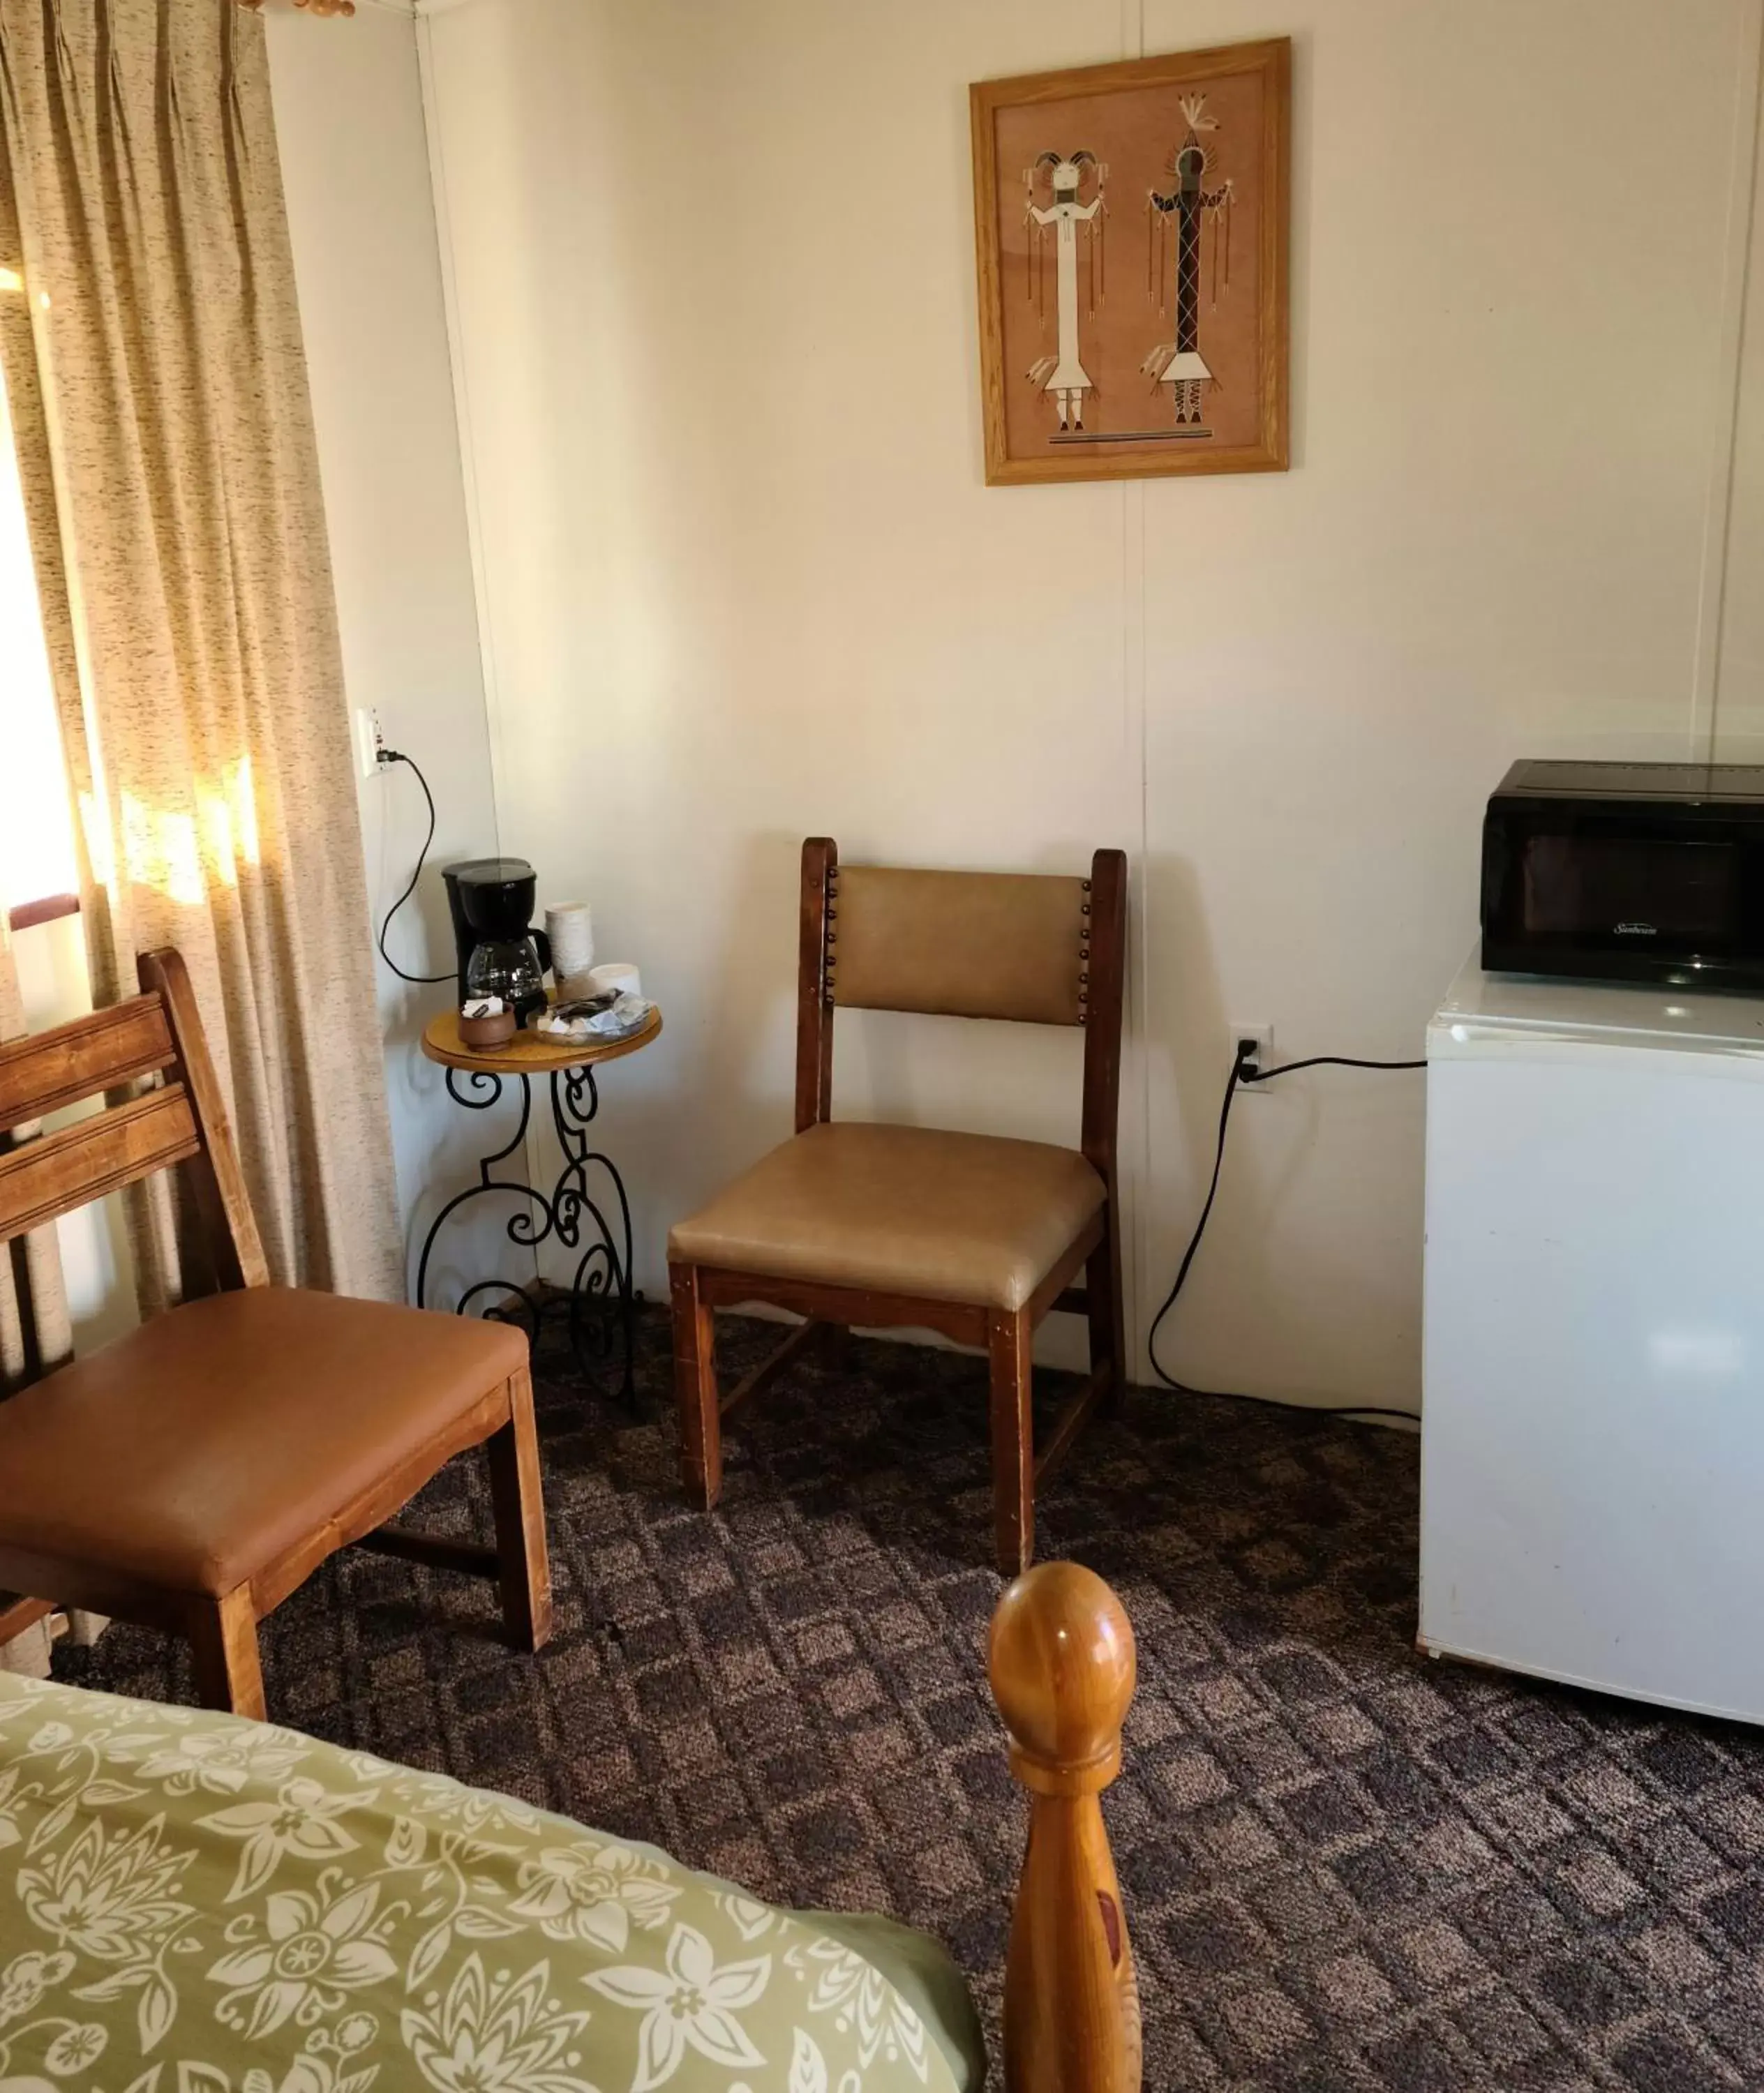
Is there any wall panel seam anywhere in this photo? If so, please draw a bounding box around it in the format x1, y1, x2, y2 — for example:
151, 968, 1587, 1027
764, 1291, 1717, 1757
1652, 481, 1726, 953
1692, 0, 1764, 759
1121, 0, 1152, 1378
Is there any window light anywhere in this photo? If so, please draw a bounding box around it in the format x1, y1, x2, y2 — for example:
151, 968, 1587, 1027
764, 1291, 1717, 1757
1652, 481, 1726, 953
0, 356, 79, 913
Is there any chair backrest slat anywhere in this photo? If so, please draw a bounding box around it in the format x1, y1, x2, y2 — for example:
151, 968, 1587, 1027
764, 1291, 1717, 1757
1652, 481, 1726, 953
0, 1083, 200, 1240
0, 953, 267, 1291
0, 994, 177, 1134
830, 866, 1088, 1026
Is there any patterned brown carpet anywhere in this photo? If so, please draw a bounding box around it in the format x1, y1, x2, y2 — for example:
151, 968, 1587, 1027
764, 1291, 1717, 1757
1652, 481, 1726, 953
57, 1308, 1764, 2091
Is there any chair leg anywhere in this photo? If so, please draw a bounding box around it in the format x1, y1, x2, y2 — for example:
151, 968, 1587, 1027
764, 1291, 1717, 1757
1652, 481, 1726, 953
1088, 1199, 1128, 1418
671, 1261, 722, 1510
989, 1307, 1034, 1578
486, 1367, 554, 1652
189, 1586, 266, 1720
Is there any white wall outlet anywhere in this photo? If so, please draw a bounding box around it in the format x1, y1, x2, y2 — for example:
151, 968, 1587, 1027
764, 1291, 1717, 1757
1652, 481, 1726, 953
1232, 1022, 1275, 1088
353, 707, 383, 781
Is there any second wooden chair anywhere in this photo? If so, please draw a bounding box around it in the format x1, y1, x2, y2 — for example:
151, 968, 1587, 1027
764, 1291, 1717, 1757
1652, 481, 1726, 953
668, 837, 1128, 1574
0, 950, 553, 1716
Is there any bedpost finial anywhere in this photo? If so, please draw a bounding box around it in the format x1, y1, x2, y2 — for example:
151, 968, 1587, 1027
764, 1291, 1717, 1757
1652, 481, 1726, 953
989, 1561, 1135, 1796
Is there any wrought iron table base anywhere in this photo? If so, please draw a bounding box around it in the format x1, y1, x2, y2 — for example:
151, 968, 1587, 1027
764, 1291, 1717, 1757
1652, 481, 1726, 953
417, 1061, 639, 1406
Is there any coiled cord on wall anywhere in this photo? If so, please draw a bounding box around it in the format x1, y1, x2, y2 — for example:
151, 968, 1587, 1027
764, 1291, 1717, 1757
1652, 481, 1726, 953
375, 749, 454, 987
1146, 1045, 1427, 1422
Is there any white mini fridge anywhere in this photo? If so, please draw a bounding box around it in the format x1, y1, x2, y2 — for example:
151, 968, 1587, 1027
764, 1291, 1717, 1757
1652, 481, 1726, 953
1421, 954, 1764, 1724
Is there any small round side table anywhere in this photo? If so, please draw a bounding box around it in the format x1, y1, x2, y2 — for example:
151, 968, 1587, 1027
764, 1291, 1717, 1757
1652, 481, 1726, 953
417, 1007, 663, 1405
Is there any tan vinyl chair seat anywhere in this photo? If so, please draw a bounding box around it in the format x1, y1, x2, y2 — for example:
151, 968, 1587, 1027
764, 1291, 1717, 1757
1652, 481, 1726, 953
667, 1120, 1105, 1312
0, 1288, 528, 1596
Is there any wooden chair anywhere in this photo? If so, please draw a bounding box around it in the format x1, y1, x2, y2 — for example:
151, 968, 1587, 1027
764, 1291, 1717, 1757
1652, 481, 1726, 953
668, 837, 1128, 1575
0, 949, 553, 1717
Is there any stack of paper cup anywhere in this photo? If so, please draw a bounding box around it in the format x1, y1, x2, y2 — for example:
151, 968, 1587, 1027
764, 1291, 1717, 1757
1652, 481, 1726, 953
545, 902, 595, 999
588, 961, 641, 1000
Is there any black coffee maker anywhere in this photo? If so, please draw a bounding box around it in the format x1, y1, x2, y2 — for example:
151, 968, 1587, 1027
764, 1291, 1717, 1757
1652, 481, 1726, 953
441, 858, 552, 1025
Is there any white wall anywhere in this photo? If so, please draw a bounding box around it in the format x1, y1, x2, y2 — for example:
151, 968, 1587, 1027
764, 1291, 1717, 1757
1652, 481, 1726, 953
1139, 0, 1763, 1407
418, 0, 1764, 1409
267, 1, 516, 1303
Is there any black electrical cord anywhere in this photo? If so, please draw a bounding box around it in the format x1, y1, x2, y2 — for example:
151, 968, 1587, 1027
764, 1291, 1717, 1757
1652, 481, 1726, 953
1246, 1054, 1426, 1084
1146, 1043, 1426, 1422
375, 749, 454, 986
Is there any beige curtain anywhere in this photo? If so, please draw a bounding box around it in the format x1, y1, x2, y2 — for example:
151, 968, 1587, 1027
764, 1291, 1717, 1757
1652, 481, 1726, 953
0, 914, 105, 1674
0, 0, 401, 1303
0, 921, 71, 1402
0, 912, 69, 1676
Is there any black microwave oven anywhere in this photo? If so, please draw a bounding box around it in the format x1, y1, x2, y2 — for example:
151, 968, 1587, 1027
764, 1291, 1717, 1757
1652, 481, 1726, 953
1481, 760, 1764, 991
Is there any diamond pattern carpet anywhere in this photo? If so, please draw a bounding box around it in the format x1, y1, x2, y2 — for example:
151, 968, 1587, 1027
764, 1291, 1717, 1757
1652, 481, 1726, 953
57, 1308, 1764, 2091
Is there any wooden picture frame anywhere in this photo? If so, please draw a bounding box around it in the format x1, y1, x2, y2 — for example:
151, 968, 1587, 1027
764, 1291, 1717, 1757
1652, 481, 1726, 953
971, 38, 1290, 485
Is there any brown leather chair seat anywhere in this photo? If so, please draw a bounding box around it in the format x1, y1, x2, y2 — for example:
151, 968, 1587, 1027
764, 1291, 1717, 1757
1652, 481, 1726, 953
0, 1288, 527, 1596
668, 1120, 1105, 1312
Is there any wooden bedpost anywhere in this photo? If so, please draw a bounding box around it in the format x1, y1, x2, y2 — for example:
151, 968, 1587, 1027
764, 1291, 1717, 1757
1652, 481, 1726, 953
989, 1561, 1140, 2093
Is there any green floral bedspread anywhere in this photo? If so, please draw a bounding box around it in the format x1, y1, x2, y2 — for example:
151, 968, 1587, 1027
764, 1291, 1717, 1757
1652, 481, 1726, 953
0, 1674, 979, 2093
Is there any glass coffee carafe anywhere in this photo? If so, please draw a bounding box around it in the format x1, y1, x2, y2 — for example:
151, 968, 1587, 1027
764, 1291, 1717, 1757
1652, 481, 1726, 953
465, 933, 546, 1021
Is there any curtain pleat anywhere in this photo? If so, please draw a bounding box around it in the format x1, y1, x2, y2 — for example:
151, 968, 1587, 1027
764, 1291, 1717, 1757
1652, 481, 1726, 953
0, 919, 71, 1398
0, 0, 401, 1304
0, 913, 96, 1676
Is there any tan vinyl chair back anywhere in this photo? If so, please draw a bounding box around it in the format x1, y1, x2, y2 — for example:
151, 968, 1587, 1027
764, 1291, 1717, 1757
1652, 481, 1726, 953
828, 865, 1090, 1026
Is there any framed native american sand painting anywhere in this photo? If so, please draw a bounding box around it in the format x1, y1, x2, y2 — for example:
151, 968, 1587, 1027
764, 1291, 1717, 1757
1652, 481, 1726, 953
970, 38, 1290, 484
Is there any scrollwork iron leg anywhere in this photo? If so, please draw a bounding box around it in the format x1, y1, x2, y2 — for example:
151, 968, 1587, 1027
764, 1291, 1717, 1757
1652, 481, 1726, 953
420, 1057, 642, 1410
417, 1071, 559, 1328
550, 1066, 640, 1410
